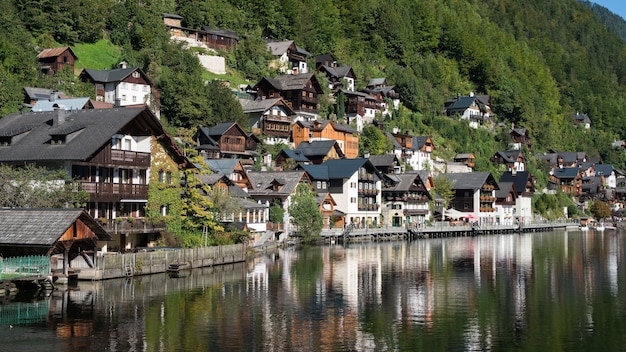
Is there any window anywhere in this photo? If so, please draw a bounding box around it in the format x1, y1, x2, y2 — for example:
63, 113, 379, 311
132, 96, 137, 103
132, 71, 140, 78
121, 94, 126, 101
317, 181, 322, 189
350, 197, 356, 203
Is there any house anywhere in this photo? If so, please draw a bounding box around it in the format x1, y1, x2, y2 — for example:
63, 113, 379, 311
163, 13, 238, 51
252, 73, 324, 121
266, 40, 310, 74
453, 153, 476, 169
442, 172, 500, 225
572, 112, 591, 129
382, 173, 432, 227
490, 149, 526, 172
294, 140, 345, 164
509, 127, 532, 150
316, 192, 343, 229
275, 149, 311, 169
364, 78, 401, 112
369, 154, 402, 175
444, 93, 492, 128
79, 63, 160, 117
23, 87, 68, 108
298, 158, 383, 228
388, 131, 435, 170
340, 89, 382, 130
536, 151, 588, 169
195, 122, 259, 166
292, 119, 359, 158
499, 170, 535, 223
316, 53, 356, 91
37, 46, 78, 76
0, 107, 187, 252
240, 97, 295, 145
197, 173, 268, 241
494, 182, 517, 225
247, 170, 313, 240
0, 208, 110, 278
549, 167, 583, 196
204, 159, 253, 192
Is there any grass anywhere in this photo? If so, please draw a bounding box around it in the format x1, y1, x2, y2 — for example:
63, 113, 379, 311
72, 40, 123, 73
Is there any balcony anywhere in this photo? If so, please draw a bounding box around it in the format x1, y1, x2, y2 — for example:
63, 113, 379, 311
79, 182, 148, 200
98, 218, 167, 235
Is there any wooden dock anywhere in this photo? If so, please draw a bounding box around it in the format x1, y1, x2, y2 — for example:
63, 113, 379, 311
321, 221, 579, 242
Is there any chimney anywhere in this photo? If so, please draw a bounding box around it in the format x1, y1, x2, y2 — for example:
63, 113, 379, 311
364, 150, 370, 158
53, 108, 66, 127
119, 61, 127, 69
49, 90, 58, 102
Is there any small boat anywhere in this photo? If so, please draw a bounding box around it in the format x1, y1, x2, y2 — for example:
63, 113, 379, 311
592, 223, 605, 232
579, 224, 589, 231
167, 261, 190, 273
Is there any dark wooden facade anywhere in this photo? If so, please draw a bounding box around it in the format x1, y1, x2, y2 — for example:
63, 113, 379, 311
253, 74, 323, 115
37, 47, 77, 76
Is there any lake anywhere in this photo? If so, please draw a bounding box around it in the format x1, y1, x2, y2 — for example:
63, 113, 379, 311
1, 229, 626, 351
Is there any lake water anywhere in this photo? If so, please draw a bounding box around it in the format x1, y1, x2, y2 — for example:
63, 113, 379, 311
1, 230, 626, 351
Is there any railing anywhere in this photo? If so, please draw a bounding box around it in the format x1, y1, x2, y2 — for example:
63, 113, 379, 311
111, 150, 151, 165
98, 218, 167, 235
79, 182, 148, 199
0, 255, 50, 280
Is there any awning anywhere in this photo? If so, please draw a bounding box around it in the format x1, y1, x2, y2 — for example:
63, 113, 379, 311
120, 199, 148, 203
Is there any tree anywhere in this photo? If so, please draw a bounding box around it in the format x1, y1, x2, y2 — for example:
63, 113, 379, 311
590, 200, 611, 221
289, 183, 323, 241
359, 125, 393, 156
433, 175, 454, 220
0, 164, 89, 208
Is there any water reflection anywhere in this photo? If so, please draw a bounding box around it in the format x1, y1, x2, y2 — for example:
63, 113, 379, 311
1, 231, 626, 351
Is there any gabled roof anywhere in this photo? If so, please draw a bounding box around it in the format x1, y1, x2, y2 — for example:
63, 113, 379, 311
367, 78, 387, 87
510, 128, 528, 136
205, 159, 240, 175
295, 119, 357, 134
24, 87, 68, 102
295, 140, 345, 158
443, 172, 498, 190
412, 136, 432, 151
573, 113, 591, 124
499, 171, 533, 195
493, 149, 523, 163
267, 40, 295, 55
454, 153, 475, 159
279, 149, 310, 163
298, 158, 381, 181
369, 154, 400, 168
320, 65, 355, 79
200, 26, 239, 40
258, 73, 322, 93
37, 46, 77, 60
495, 182, 515, 199
247, 170, 309, 196
0, 208, 110, 246
80, 66, 153, 86
198, 122, 248, 141
385, 132, 402, 149
0, 107, 185, 164
594, 164, 615, 176
447, 96, 478, 110
552, 167, 581, 179
339, 89, 379, 102
32, 97, 90, 112
383, 174, 430, 196
239, 97, 296, 116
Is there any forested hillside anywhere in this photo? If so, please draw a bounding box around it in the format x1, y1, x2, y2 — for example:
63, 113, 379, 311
3, 0, 626, 170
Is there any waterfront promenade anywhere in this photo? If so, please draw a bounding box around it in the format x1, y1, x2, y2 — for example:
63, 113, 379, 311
321, 220, 580, 242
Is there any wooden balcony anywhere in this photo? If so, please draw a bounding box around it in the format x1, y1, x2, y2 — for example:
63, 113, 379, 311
99, 218, 167, 235
79, 182, 148, 200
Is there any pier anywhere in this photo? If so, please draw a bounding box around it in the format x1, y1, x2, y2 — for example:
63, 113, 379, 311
321, 221, 580, 242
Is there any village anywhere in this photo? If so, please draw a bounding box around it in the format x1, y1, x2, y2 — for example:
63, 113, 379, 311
0, 13, 623, 284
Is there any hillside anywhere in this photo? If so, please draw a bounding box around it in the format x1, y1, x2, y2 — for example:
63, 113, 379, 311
3, 0, 626, 171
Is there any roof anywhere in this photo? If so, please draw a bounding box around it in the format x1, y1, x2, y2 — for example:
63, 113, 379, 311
552, 167, 580, 179
267, 40, 295, 55
81, 66, 153, 86
368, 154, 399, 168
200, 26, 239, 40
260, 73, 320, 91
495, 182, 515, 199
205, 159, 240, 175
162, 13, 184, 19
385, 132, 402, 149
298, 158, 380, 181
573, 113, 591, 123
443, 172, 496, 190
248, 170, 308, 196
412, 136, 431, 151
239, 98, 295, 116
383, 174, 429, 195
0, 208, 110, 246
279, 149, 310, 163
24, 87, 68, 101
296, 119, 357, 135
510, 128, 528, 136
493, 150, 523, 163
594, 164, 615, 176
454, 153, 475, 159
32, 97, 90, 112
499, 171, 532, 195
447, 96, 477, 110
295, 140, 344, 157
0, 107, 175, 163
367, 78, 386, 87
37, 46, 77, 60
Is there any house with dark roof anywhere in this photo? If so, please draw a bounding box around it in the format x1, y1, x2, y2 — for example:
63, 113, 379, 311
388, 132, 435, 171
294, 140, 345, 164
163, 13, 238, 51
79, 63, 159, 117
298, 158, 383, 227
453, 153, 476, 170
315, 54, 356, 91
572, 112, 591, 129
369, 154, 402, 174
204, 159, 253, 191
509, 127, 532, 150
382, 173, 432, 227
444, 93, 492, 128
266, 40, 310, 74
292, 119, 359, 158
252, 73, 324, 121
494, 182, 517, 225
0, 208, 110, 278
441, 172, 499, 224
240, 97, 295, 145
490, 149, 526, 172
316, 192, 342, 229
364, 78, 400, 112
340, 89, 382, 130
196, 122, 259, 166
247, 170, 312, 240
0, 107, 187, 252
549, 167, 583, 196
37, 46, 78, 76
275, 149, 311, 169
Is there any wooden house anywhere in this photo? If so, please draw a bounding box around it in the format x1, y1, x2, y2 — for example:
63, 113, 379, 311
315, 54, 356, 91
252, 73, 324, 121
454, 153, 476, 169
382, 173, 432, 227
316, 193, 342, 229
163, 13, 238, 51
266, 40, 309, 74
549, 167, 583, 196
294, 139, 345, 164
37, 46, 78, 76
292, 119, 359, 158
490, 149, 526, 172
509, 127, 532, 150
443, 172, 500, 222
0, 107, 188, 252
196, 122, 259, 165
0, 208, 110, 277
240, 97, 295, 145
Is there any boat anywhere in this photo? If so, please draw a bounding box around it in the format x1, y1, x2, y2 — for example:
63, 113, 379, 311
579, 224, 589, 231
167, 261, 191, 274
591, 223, 605, 231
